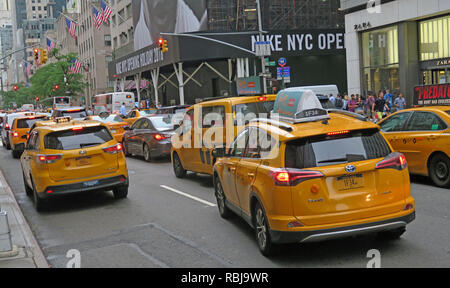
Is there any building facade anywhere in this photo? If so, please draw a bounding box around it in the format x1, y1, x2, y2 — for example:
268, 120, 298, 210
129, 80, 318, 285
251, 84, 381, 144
110, 0, 133, 59
78, 0, 113, 106
55, 13, 77, 55
341, 0, 450, 106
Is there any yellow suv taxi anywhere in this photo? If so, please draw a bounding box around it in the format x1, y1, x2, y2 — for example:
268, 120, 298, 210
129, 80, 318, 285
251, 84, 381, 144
378, 106, 450, 187
171, 95, 276, 177
21, 119, 129, 211
9, 113, 47, 158
212, 90, 415, 256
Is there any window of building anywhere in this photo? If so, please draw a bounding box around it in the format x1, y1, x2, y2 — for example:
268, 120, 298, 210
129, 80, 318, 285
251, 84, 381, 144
361, 25, 399, 94
419, 14, 450, 61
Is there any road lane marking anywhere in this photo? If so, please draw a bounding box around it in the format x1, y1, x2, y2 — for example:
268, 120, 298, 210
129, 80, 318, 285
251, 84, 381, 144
160, 185, 217, 207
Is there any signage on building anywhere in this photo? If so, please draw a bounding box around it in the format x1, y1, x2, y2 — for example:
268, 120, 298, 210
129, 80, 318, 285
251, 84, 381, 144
414, 84, 450, 106
236, 76, 263, 96
255, 41, 272, 57
115, 47, 164, 75
354, 22, 372, 31
436, 59, 450, 67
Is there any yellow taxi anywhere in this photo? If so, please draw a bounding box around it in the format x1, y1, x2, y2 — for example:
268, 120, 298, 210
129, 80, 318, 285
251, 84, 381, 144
378, 106, 450, 187
85, 114, 129, 143
9, 113, 47, 158
171, 95, 276, 177
212, 90, 415, 256
122, 109, 157, 126
21, 118, 129, 211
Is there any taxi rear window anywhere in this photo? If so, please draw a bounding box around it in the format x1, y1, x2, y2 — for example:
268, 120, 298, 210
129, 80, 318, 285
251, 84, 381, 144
285, 129, 391, 169
16, 117, 45, 129
446, 111, 450, 115
44, 126, 113, 150
233, 101, 275, 125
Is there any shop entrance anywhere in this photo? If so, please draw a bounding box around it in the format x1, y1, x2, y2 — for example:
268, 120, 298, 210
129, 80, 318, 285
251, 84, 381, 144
422, 68, 450, 85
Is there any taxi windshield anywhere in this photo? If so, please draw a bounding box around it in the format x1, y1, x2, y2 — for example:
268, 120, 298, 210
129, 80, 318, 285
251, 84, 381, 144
44, 126, 113, 150
16, 117, 45, 128
285, 129, 391, 169
91, 115, 123, 123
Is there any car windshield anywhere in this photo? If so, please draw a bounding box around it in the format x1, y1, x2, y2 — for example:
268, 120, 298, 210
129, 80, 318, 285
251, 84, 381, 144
55, 97, 70, 104
285, 129, 391, 169
91, 115, 123, 123
141, 110, 156, 115
16, 117, 46, 129
151, 117, 174, 131
62, 110, 87, 119
446, 110, 450, 115
44, 126, 113, 150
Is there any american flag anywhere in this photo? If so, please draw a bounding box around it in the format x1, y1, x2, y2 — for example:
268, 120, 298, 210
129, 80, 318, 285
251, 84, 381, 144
46, 38, 56, 53
66, 17, 77, 39
100, 0, 112, 23
69, 59, 82, 74
24, 61, 32, 78
93, 6, 103, 30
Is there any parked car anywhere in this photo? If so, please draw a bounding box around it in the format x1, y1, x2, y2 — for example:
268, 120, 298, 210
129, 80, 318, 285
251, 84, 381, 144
123, 115, 175, 162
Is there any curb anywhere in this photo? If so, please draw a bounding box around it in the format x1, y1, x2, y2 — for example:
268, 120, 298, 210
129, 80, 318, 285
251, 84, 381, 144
0, 169, 49, 268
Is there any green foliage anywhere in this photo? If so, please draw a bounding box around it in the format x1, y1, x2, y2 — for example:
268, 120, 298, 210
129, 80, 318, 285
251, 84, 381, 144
1, 49, 87, 109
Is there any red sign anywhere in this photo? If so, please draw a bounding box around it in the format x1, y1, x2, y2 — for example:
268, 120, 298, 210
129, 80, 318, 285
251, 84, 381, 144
414, 84, 450, 106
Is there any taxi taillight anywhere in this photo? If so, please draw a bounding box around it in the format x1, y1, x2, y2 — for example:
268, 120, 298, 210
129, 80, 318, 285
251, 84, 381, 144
375, 153, 407, 171
103, 143, 123, 154
12, 132, 19, 137
269, 169, 324, 186
153, 134, 170, 141
37, 154, 63, 164
4, 123, 9, 130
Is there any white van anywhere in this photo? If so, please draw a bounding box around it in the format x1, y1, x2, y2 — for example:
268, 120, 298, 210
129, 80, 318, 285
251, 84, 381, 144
93, 92, 135, 115
285, 85, 339, 97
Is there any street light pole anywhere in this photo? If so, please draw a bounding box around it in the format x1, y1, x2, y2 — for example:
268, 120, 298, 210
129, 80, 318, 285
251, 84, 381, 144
256, 0, 267, 94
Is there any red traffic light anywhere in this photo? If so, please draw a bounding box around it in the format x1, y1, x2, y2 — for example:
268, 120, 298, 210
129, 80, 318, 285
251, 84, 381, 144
13, 85, 18, 91
35, 97, 40, 102
34, 48, 39, 54
54, 84, 60, 90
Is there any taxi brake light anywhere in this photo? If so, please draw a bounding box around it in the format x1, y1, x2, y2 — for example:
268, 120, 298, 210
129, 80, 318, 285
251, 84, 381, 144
4, 123, 9, 130
258, 96, 267, 101
375, 153, 407, 171
103, 144, 123, 154
12, 132, 19, 137
38, 154, 62, 164
153, 134, 169, 141
72, 127, 84, 131
327, 130, 350, 137
270, 169, 324, 186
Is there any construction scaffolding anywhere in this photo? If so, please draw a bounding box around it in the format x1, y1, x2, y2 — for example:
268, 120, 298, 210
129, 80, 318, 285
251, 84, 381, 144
207, 0, 344, 32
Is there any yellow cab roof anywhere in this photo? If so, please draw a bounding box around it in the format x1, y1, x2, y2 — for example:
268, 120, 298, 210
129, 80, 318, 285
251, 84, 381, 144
15, 114, 47, 121
196, 94, 277, 106
248, 112, 379, 143
404, 106, 450, 113
35, 120, 105, 134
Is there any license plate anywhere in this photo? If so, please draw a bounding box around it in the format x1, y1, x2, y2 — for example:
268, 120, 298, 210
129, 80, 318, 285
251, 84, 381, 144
83, 180, 99, 187
337, 174, 364, 191
77, 158, 91, 166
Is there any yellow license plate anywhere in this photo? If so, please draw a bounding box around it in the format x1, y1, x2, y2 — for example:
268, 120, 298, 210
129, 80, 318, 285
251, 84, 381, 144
337, 174, 364, 191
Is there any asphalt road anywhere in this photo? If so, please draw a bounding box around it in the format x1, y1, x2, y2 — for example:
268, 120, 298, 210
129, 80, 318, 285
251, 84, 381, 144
0, 143, 448, 268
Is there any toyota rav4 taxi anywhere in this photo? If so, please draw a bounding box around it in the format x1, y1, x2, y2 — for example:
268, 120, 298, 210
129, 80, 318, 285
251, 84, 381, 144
212, 90, 415, 256
21, 119, 129, 211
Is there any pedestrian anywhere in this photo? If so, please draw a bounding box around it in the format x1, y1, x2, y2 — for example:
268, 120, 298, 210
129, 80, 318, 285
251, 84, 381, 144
342, 94, 349, 110
120, 102, 127, 117
374, 91, 387, 121
348, 94, 358, 112
366, 93, 376, 120
335, 94, 343, 109
394, 93, 406, 111
329, 94, 336, 106
384, 89, 394, 112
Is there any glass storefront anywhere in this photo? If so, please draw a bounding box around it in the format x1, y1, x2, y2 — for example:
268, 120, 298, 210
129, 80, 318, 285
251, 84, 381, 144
361, 25, 400, 94
419, 15, 450, 61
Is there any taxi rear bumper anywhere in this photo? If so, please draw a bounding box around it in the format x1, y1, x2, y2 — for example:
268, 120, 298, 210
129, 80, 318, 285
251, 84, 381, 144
270, 212, 415, 244
38, 175, 129, 199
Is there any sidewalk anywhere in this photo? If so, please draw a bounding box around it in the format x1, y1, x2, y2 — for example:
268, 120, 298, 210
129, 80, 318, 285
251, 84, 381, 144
0, 167, 48, 268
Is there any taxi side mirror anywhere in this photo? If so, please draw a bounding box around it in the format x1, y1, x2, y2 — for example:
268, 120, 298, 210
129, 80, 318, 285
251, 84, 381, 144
212, 147, 226, 158
124, 126, 132, 131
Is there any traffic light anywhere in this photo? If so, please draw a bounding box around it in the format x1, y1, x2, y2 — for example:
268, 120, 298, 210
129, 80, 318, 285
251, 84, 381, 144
53, 84, 60, 90
13, 85, 18, 91
41, 48, 48, 64
158, 38, 164, 51
34, 48, 39, 62
35, 97, 40, 102
162, 40, 168, 53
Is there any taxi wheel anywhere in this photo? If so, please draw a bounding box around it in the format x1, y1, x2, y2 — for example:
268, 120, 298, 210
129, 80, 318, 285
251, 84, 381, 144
253, 203, 277, 257
429, 154, 450, 188
6, 143, 11, 150
143, 144, 152, 162
214, 177, 232, 219
113, 186, 128, 199
12, 150, 21, 159
173, 153, 187, 178
22, 173, 33, 197
32, 180, 47, 212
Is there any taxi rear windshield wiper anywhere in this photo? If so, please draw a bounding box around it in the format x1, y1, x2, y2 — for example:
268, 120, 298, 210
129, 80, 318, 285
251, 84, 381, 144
318, 154, 366, 164
80, 143, 102, 148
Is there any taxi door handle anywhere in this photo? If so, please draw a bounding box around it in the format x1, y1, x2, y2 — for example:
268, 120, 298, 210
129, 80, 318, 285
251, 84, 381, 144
427, 135, 438, 140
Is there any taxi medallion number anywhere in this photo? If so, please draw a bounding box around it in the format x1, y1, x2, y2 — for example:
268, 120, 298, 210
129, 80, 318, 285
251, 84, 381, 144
337, 174, 364, 191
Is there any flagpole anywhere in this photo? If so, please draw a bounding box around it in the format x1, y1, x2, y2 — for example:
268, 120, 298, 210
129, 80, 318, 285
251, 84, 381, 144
60, 13, 78, 24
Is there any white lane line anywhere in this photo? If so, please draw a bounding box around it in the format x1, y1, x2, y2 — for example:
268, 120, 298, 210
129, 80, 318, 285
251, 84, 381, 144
160, 185, 217, 207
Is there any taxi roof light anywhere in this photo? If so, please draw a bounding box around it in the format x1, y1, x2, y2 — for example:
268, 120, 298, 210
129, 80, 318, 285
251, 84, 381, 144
271, 89, 330, 124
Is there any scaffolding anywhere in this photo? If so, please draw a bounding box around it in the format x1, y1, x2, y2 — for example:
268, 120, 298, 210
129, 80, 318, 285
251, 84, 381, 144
207, 0, 344, 32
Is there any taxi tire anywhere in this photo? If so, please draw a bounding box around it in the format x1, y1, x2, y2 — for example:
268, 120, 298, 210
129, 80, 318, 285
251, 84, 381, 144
173, 153, 186, 178
429, 154, 450, 188
32, 180, 47, 212
6, 143, 10, 150
12, 150, 21, 159
23, 173, 33, 197
214, 177, 232, 219
253, 202, 278, 257
113, 186, 128, 199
